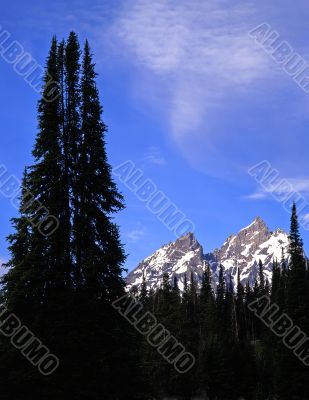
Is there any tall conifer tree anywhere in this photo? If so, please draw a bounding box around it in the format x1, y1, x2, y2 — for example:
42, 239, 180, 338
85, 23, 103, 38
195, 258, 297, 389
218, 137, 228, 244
0, 34, 135, 400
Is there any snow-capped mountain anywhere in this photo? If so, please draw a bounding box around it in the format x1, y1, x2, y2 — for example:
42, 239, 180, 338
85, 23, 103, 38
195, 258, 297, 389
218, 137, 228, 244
126, 217, 290, 292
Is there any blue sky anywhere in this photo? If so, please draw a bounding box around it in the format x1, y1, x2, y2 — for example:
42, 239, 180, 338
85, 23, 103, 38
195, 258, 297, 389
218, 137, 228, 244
0, 0, 309, 273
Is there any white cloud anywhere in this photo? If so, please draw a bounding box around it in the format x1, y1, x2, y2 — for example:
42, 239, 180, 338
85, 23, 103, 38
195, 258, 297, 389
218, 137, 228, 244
286, 179, 309, 194
244, 191, 268, 200
143, 146, 167, 166
301, 213, 309, 222
101, 0, 301, 181
246, 178, 309, 201
125, 229, 145, 243
113, 0, 267, 77
110, 0, 274, 144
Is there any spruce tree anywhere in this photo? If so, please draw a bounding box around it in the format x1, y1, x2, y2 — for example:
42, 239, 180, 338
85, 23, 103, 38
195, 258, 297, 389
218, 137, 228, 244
200, 263, 213, 305
236, 267, 246, 342
0, 34, 137, 400
286, 203, 308, 323
271, 259, 280, 302
3, 37, 64, 312
139, 271, 148, 304
276, 204, 309, 400
197, 264, 216, 395
258, 259, 265, 294
216, 264, 226, 325
74, 39, 126, 299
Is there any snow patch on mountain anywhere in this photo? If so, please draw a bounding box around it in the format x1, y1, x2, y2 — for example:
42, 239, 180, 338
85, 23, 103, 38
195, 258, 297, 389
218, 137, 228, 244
126, 217, 290, 292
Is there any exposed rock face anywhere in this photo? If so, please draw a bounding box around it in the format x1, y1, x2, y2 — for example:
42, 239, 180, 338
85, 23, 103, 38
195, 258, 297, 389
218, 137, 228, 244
126, 217, 290, 292
126, 233, 206, 292
206, 217, 289, 287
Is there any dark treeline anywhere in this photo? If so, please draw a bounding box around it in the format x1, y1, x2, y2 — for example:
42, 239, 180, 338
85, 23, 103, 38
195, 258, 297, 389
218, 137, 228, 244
130, 203, 309, 400
0, 33, 308, 400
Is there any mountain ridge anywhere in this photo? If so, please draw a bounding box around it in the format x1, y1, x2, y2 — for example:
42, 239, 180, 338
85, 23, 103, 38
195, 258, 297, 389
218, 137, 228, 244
126, 217, 290, 292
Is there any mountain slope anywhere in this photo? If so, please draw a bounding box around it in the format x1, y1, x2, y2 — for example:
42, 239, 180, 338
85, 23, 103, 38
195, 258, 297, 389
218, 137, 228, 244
126, 217, 290, 292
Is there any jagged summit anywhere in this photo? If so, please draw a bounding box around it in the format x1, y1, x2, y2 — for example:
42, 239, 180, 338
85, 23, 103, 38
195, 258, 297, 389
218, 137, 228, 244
208, 217, 288, 286
126, 218, 291, 292
239, 216, 268, 233
127, 230, 204, 292
173, 231, 200, 249
214, 217, 270, 266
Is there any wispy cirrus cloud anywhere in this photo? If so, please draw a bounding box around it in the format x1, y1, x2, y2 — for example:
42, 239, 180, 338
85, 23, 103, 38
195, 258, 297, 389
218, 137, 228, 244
287, 179, 309, 194
125, 229, 145, 243
244, 191, 268, 200
58, 0, 308, 183
110, 0, 274, 142
12, 0, 308, 183
113, 0, 269, 77
105, 0, 299, 179
143, 146, 167, 166
246, 178, 309, 201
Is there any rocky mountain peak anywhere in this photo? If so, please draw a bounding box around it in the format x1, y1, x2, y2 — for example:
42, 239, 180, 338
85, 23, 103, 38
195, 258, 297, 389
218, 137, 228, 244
173, 232, 200, 251
241, 216, 269, 234
126, 217, 291, 292
216, 217, 270, 262
126, 232, 204, 292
